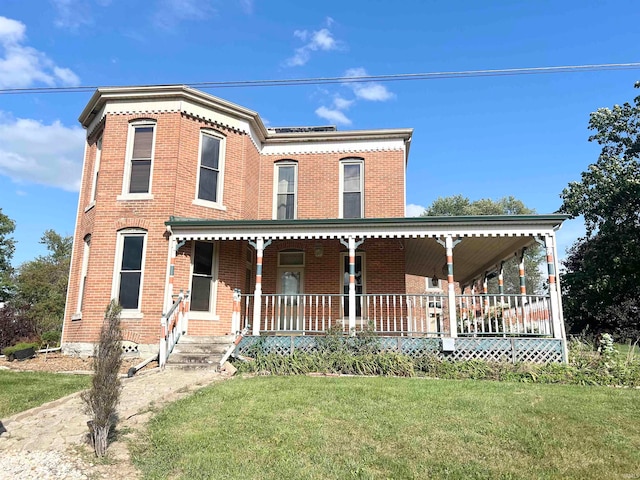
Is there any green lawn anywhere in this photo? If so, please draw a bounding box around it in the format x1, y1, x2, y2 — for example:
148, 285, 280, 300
0, 370, 90, 418
132, 376, 640, 480
617, 342, 640, 358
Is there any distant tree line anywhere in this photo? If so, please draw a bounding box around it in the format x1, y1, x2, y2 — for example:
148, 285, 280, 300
0, 210, 71, 350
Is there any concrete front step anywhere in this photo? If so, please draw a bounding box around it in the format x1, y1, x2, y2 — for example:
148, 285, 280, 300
172, 343, 228, 354
178, 335, 234, 344
165, 335, 234, 370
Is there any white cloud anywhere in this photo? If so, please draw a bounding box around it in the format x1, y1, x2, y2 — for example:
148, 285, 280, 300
285, 19, 340, 67
333, 95, 353, 110
0, 16, 80, 88
153, 0, 216, 29
0, 113, 85, 191
0, 16, 25, 43
50, 0, 93, 30
344, 67, 394, 102
406, 204, 426, 217
315, 106, 351, 125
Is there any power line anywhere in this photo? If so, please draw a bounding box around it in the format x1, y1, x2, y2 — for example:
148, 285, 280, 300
1, 62, 639, 95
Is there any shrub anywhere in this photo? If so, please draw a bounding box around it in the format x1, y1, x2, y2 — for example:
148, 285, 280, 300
2, 341, 39, 357
40, 330, 61, 347
0, 304, 36, 351
81, 301, 123, 457
236, 336, 640, 387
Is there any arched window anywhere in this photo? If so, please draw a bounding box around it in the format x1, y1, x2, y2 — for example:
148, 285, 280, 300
339, 157, 364, 218
112, 229, 147, 313
122, 119, 156, 197
195, 129, 226, 208
273, 160, 298, 219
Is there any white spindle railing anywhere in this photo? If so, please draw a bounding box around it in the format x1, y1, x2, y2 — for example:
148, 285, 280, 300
159, 291, 189, 368
260, 294, 344, 333
456, 294, 552, 336
358, 294, 446, 335
238, 292, 552, 337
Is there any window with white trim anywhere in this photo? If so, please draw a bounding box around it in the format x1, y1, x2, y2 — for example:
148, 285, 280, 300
273, 161, 297, 219
190, 241, 218, 314
196, 130, 225, 205
75, 234, 91, 316
90, 137, 101, 203
114, 230, 147, 312
123, 121, 155, 195
340, 158, 364, 219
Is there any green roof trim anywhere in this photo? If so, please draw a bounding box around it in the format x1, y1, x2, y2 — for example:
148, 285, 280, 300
166, 214, 570, 228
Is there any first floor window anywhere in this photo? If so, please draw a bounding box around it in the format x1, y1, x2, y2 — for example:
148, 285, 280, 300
77, 234, 91, 313
117, 231, 146, 310
191, 241, 216, 312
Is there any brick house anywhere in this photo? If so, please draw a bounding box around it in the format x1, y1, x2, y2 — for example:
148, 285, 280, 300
61, 86, 569, 362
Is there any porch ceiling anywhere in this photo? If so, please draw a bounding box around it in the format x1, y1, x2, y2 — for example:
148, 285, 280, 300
404, 235, 535, 285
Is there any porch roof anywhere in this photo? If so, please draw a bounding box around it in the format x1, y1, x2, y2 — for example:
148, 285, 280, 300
166, 215, 569, 284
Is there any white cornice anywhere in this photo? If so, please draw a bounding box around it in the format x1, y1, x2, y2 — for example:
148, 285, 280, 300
261, 138, 407, 156
79, 86, 413, 157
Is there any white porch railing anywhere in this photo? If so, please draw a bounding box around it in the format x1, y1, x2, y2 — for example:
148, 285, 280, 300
456, 294, 552, 336
159, 291, 190, 368
240, 293, 448, 336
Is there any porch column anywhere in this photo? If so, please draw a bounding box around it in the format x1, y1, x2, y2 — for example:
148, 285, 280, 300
482, 274, 489, 319
437, 235, 461, 338
518, 248, 527, 331
164, 233, 177, 314
340, 236, 364, 334
518, 248, 527, 295
497, 262, 504, 296
543, 235, 563, 340
249, 237, 272, 336
498, 262, 505, 336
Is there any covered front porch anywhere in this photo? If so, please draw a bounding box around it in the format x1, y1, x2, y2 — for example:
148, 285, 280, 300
163, 215, 567, 352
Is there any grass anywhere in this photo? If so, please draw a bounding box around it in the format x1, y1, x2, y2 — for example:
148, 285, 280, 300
617, 342, 640, 358
0, 370, 90, 417
132, 376, 640, 480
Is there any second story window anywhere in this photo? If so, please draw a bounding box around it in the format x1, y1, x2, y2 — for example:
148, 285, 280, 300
340, 158, 364, 219
124, 121, 155, 195
274, 161, 297, 219
197, 131, 225, 205
90, 136, 101, 203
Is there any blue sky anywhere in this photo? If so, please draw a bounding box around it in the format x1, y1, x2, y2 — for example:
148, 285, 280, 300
0, 0, 638, 265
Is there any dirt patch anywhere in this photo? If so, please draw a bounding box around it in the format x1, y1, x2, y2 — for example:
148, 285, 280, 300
0, 353, 158, 374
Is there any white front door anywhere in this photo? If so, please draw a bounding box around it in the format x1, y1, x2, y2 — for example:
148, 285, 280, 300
277, 268, 304, 330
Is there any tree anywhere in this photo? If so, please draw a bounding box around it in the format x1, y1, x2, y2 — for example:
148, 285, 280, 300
422, 195, 545, 294
0, 208, 16, 302
13, 230, 73, 335
559, 84, 640, 340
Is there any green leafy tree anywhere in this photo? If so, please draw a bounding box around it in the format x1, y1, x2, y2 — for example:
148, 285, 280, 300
422, 195, 545, 294
13, 230, 73, 335
559, 84, 640, 340
0, 208, 16, 302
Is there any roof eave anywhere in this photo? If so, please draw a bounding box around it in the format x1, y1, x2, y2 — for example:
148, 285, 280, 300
77, 85, 271, 141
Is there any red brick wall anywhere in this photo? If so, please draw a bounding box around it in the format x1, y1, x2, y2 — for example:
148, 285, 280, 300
258, 151, 405, 219
63, 109, 408, 347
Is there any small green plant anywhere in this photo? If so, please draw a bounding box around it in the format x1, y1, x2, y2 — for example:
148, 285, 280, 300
81, 301, 123, 457
40, 330, 61, 347
2, 341, 39, 357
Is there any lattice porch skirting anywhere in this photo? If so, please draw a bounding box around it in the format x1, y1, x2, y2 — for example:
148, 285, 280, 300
236, 336, 565, 364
